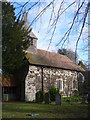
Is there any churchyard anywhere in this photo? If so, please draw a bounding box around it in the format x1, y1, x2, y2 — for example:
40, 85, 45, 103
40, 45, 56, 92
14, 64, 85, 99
2, 96, 88, 119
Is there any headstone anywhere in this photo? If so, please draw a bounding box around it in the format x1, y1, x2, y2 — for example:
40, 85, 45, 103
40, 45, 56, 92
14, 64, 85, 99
45, 93, 50, 104
39, 90, 44, 102
81, 93, 88, 104
36, 92, 40, 103
55, 93, 61, 105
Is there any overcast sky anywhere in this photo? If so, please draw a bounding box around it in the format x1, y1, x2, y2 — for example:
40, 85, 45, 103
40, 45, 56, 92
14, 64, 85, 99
8, 0, 88, 64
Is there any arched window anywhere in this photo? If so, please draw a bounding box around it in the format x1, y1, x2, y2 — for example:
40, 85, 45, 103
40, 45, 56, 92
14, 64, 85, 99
56, 79, 63, 91
73, 80, 76, 89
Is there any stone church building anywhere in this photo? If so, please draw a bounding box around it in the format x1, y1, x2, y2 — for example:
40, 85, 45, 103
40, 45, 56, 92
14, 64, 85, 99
2, 12, 85, 102
23, 12, 84, 101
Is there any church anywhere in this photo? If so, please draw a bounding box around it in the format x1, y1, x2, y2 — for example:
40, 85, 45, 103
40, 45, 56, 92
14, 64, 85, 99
2, 12, 85, 102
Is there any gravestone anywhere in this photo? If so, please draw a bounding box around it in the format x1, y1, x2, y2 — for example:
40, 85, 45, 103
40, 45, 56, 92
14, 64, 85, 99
36, 92, 40, 103
81, 93, 88, 104
45, 93, 50, 104
55, 93, 61, 105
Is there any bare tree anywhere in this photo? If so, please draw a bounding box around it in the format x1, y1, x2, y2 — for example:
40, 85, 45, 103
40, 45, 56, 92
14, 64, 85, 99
10, 0, 89, 63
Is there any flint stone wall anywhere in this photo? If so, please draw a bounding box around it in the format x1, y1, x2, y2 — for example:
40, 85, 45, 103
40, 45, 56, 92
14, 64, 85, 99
25, 65, 82, 101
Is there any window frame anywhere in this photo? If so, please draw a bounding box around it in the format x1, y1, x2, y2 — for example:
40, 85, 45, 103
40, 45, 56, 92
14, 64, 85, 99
56, 79, 63, 91
72, 80, 77, 90
3, 87, 17, 94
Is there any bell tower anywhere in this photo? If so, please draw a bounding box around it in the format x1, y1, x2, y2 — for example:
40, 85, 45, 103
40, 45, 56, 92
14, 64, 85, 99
22, 11, 38, 54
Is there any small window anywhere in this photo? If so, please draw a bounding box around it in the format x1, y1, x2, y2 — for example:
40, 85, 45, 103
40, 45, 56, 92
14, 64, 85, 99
56, 79, 63, 91
3, 87, 16, 94
30, 37, 33, 46
73, 80, 76, 89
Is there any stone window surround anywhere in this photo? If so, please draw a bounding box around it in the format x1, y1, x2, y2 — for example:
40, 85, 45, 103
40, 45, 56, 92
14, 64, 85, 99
72, 80, 78, 91
56, 79, 63, 91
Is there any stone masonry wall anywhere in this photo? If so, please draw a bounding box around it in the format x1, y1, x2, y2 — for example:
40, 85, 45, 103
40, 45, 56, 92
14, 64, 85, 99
25, 65, 42, 101
43, 67, 78, 96
25, 65, 78, 101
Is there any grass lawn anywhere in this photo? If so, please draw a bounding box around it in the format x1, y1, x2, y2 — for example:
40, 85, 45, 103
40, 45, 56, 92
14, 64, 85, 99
2, 102, 88, 119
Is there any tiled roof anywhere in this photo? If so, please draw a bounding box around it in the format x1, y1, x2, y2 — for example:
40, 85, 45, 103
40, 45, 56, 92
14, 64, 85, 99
2, 76, 17, 87
26, 49, 84, 72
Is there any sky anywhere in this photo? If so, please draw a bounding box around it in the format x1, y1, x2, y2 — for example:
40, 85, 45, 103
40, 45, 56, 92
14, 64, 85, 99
8, 0, 88, 64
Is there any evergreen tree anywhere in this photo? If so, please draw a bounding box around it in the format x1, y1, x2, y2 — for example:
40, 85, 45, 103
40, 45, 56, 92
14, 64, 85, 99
2, 2, 30, 75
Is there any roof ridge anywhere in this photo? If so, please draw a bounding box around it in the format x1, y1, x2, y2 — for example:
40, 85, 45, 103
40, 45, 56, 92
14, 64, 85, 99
37, 48, 65, 56
26, 51, 84, 71
37, 48, 74, 62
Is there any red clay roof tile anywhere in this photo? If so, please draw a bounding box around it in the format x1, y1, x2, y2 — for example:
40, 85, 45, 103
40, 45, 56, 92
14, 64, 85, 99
26, 49, 84, 71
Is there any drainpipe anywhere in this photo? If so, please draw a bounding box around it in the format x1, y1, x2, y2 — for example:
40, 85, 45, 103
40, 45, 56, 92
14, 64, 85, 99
41, 67, 44, 91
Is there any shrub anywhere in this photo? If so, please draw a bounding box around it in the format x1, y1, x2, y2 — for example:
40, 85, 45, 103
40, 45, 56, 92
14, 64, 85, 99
49, 87, 59, 101
62, 96, 82, 102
